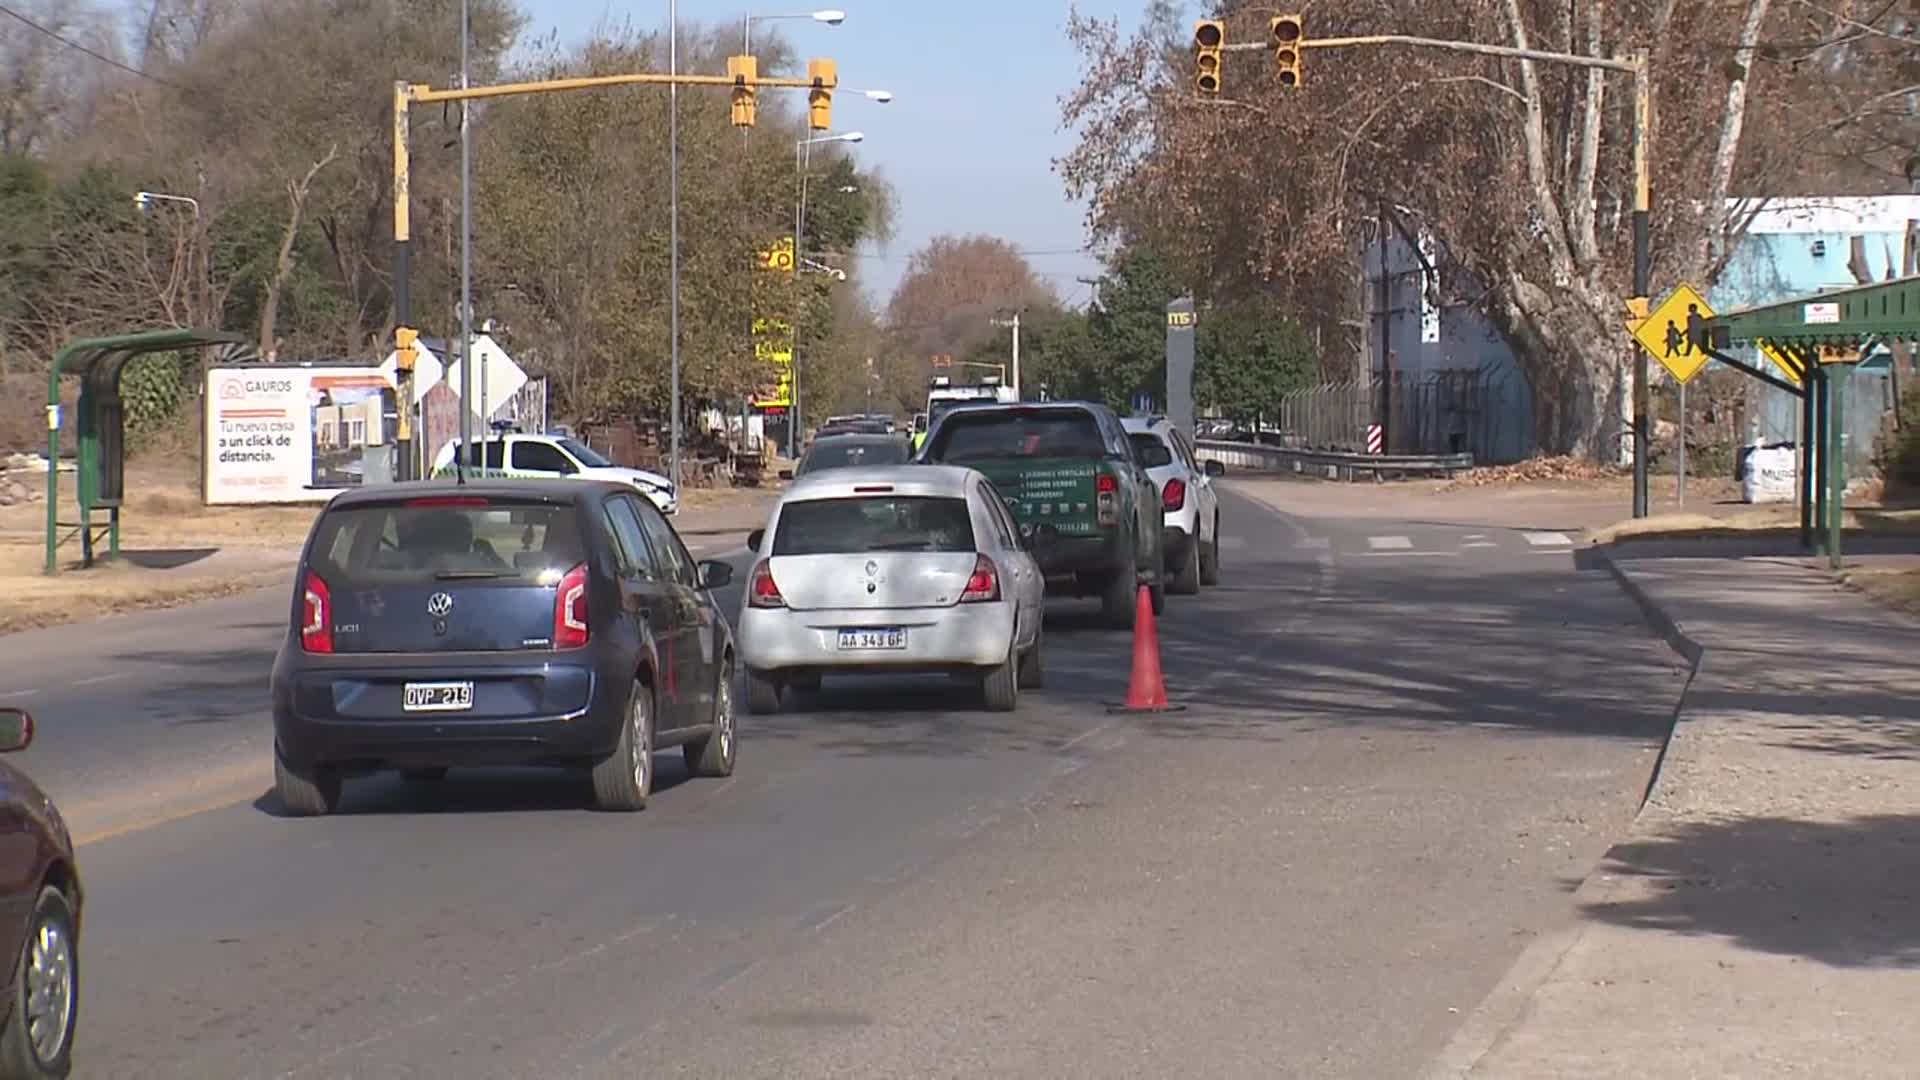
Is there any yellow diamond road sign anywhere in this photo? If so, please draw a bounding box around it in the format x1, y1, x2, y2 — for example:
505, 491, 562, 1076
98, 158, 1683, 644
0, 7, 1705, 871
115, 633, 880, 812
1756, 338, 1805, 385
1631, 283, 1714, 384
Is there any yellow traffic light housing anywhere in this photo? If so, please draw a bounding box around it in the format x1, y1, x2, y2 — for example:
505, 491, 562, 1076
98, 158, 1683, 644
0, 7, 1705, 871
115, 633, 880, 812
727, 54, 758, 127
394, 326, 420, 373
1193, 20, 1224, 96
1270, 15, 1304, 87
807, 58, 836, 131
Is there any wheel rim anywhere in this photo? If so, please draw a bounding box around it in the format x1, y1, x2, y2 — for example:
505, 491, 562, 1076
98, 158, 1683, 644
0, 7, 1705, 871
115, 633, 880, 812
630, 692, 651, 792
715, 670, 735, 761
25, 911, 72, 1064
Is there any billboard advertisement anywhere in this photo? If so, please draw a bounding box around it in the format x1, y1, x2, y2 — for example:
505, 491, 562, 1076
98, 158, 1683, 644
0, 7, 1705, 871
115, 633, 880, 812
203, 365, 399, 504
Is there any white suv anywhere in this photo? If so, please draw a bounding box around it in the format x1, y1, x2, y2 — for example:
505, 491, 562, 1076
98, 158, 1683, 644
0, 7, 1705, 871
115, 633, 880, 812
1122, 416, 1224, 594
430, 433, 678, 514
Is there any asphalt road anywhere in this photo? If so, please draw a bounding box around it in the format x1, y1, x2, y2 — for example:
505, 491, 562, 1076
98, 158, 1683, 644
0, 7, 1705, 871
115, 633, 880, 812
0, 480, 1687, 1078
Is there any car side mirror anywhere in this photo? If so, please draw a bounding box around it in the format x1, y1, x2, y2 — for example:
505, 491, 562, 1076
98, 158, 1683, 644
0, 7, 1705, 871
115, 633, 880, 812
0, 708, 33, 754
746, 528, 766, 552
1203, 459, 1226, 478
778, 468, 794, 480
696, 560, 734, 590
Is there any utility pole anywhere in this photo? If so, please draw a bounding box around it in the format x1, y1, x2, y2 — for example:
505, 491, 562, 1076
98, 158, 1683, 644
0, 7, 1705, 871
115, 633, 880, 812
669, 0, 683, 494
456, 0, 473, 485
991, 311, 1021, 399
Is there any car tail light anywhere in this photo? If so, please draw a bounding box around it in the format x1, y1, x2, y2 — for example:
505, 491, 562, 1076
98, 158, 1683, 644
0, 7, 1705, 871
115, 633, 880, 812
1096, 470, 1121, 527
960, 555, 1001, 603
554, 562, 590, 649
300, 571, 333, 653
1162, 477, 1187, 511
748, 561, 786, 608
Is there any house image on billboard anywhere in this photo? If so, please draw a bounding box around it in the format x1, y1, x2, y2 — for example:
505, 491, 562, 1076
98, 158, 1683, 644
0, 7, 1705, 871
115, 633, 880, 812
313, 394, 388, 451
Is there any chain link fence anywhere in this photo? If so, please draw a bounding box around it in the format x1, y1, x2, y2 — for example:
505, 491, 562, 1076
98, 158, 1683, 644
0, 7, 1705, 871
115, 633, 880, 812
1212, 368, 1534, 465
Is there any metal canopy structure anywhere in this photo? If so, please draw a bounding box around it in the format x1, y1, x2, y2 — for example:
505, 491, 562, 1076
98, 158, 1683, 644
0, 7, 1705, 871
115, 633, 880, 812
1705, 274, 1920, 348
1697, 276, 1920, 570
43, 328, 249, 574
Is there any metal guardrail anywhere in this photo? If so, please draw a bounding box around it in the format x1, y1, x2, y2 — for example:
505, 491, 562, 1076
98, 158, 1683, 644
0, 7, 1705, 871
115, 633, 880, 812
1195, 439, 1475, 481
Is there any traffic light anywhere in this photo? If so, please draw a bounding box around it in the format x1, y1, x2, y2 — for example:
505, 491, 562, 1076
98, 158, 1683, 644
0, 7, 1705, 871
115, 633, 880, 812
394, 326, 419, 373
1270, 15, 1304, 87
727, 54, 758, 127
807, 58, 836, 131
1193, 20, 1224, 96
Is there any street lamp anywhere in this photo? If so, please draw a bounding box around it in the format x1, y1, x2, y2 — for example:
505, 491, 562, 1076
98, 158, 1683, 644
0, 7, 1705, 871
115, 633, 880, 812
792, 131, 865, 444
132, 191, 200, 216
744, 9, 845, 52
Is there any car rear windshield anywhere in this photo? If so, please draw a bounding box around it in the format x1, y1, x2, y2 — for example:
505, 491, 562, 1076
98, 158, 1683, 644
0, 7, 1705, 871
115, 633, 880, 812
932, 410, 1106, 463
799, 440, 908, 474
308, 499, 586, 585
772, 496, 976, 556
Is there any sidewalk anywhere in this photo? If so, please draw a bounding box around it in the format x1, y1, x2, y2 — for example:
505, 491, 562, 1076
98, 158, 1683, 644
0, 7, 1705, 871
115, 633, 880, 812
1432, 550, 1920, 1079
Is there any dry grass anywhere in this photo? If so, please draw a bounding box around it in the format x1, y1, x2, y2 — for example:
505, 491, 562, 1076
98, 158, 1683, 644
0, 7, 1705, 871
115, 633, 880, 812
1841, 567, 1920, 618
1586, 505, 1920, 545
0, 540, 290, 636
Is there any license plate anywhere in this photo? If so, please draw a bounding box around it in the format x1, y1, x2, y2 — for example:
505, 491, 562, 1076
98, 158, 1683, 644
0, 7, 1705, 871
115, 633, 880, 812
837, 628, 907, 651
403, 681, 474, 712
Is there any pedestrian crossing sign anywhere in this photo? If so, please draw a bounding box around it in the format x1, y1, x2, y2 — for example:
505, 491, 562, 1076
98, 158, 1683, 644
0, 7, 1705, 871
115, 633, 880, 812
1630, 283, 1714, 384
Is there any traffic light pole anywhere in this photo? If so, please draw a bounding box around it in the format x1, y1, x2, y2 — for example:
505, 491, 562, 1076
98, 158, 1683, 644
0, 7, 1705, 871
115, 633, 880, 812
1220, 33, 1651, 514
388, 65, 835, 477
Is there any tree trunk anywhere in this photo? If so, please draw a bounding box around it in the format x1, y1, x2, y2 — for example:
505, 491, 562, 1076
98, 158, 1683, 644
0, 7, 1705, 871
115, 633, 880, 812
1496, 271, 1624, 458
257, 146, 338, 359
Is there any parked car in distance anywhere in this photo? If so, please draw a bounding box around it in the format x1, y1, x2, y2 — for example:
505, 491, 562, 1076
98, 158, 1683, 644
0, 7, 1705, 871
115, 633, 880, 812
782, 433, 912, 480
271, 480, 737, 816
0, 707, 81, 1080
430, 433, 678, 515
917, 400, 1164, 628
1123, 415, 1226, 594
738, 466, 1045, 713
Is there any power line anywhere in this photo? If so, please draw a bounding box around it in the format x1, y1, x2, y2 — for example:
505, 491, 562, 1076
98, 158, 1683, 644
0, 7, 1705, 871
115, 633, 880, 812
0, 3, 188, 91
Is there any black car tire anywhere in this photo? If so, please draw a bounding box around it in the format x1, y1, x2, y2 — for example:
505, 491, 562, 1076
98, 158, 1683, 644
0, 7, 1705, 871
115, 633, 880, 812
1148, 575, 1166, 616
275, 752, 342, 817
1016, 618, 1044, 689
1169, 533, 1202, 595
400, 768, 448, 786
1199, 514, 1221, 587
1100, 564, 1136, 630
684, 660, 737, 778
981, 640, 1018, 712
745, 669, 783, 715
0, 885, 77, 1079
591, 681, 654, 812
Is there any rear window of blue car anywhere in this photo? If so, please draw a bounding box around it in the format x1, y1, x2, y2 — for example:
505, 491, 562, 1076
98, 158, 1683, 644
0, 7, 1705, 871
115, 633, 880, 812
309, 498, 587, 585
772, 496, 975, 556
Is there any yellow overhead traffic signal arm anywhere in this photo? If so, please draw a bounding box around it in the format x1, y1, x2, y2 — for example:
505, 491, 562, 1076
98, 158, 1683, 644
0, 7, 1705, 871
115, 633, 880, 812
1270, 15, 1304, 86
808, 58, 837, 130
1194, 20, 1224, 96
728, 54, 758, 127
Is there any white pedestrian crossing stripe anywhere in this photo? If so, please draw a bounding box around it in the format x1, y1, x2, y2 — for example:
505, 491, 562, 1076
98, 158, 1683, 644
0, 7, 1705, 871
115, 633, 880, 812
1367, 535, 1413, 550
1523, 532, 1573, 547
1296, 537, 1331, 550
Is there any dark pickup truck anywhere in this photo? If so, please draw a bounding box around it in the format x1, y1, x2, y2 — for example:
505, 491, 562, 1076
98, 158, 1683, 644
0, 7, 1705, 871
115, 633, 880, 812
917, 401, 1164, 628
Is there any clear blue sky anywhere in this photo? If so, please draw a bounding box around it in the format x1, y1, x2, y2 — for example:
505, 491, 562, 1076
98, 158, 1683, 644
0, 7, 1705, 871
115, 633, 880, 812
527, 1, 1152, 310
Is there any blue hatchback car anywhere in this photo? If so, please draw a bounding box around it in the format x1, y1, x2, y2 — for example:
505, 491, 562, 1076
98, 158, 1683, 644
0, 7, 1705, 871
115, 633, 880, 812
270, 479, 738, 815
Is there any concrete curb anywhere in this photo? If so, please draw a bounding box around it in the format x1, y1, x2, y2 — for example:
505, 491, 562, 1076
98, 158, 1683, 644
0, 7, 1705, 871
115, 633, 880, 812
1418, 548, 1706, 1080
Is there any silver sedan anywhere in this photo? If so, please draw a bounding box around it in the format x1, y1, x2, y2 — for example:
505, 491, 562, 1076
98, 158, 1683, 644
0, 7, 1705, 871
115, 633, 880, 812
737, 465, 1046, 713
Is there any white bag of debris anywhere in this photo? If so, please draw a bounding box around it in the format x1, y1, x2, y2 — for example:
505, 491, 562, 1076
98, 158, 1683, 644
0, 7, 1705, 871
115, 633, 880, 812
1739, 442, 1797, 504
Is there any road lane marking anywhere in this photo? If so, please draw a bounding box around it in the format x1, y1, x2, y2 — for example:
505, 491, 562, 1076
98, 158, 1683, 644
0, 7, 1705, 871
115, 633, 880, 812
1463, 541, 1498, 549
1296, 536, 1331, 550
69, 755, 269, 847
1367, 535, 1413, 550
72, 672, 128, 687
0, 689, 40, 699
1352, 550, 1462, 558
1524, 531, 1574, 546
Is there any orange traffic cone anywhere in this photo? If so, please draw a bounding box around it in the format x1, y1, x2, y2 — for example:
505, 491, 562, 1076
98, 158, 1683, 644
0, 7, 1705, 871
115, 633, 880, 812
1109, 584, 1185, 714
